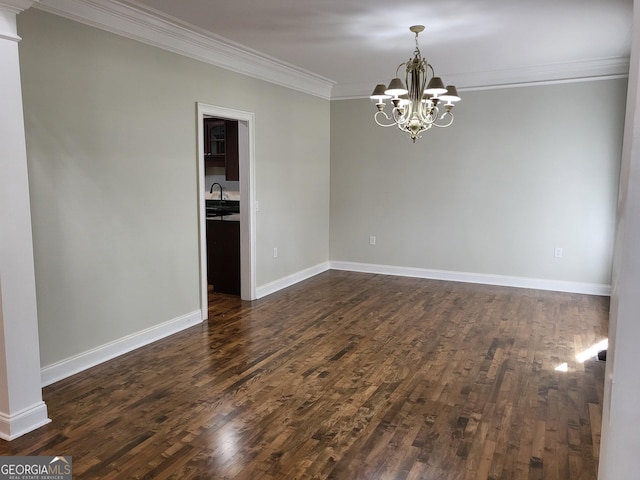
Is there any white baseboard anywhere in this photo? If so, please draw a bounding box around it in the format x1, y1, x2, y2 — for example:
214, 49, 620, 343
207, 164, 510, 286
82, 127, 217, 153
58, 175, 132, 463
0, 401, 51, 441
40, 310, 203, 387
37, 261, 608, 389
256, 261, 330, 299
330, 261, 611, 296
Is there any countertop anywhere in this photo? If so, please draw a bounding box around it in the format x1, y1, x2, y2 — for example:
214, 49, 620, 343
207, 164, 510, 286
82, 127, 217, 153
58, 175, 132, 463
206, 199, 239, 221
207, 214, 240, 222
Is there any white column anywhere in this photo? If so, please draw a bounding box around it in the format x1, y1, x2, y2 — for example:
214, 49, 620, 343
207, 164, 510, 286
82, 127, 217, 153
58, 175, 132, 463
598, 0, 640, 477
0, 0, 49, 440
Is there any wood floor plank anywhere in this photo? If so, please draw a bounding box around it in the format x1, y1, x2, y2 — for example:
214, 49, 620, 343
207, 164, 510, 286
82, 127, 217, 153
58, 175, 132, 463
0, 271, 607, 479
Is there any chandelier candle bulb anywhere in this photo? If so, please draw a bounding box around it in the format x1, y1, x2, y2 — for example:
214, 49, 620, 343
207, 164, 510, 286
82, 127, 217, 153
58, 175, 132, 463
371, 25, 461, 142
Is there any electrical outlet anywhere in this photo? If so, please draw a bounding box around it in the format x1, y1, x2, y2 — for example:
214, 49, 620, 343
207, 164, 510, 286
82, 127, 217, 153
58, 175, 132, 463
554, 247, 563, 258
273, 247, 278, 258
369, 236, 376, 246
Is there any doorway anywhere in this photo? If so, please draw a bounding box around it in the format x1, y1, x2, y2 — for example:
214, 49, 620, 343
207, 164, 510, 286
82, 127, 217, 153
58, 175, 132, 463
197, 103, 256, 318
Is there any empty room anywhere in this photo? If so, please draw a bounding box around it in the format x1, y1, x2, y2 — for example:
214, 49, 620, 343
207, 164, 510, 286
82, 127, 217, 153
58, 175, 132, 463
1, 0, 639, 479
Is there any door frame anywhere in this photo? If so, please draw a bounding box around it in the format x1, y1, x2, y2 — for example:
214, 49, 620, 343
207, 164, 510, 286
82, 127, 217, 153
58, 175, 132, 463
197, 103, 256, 316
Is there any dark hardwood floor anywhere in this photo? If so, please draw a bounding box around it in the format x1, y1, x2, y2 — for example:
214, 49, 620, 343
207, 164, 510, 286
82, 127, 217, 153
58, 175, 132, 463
0, 271, 608, 479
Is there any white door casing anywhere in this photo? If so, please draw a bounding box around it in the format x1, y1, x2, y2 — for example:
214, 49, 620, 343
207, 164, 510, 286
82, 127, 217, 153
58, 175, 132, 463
196, 103, 256, 317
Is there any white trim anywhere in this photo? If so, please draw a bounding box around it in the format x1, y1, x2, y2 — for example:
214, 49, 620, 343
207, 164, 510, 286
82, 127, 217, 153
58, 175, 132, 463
197, 103, 256, 304
35, 0, 334, 99
256, 262, 330, 299
450, 57, 630, 91
455, 73, 629, 93
244, 259, 611, 299
40, 310, 203, 387
0, 32, 20, 41
0, 401, 50, 441
330, 261, 611, 296
0, 0, 38, 13
331, 58, 630, 99
196, 104, 207, 316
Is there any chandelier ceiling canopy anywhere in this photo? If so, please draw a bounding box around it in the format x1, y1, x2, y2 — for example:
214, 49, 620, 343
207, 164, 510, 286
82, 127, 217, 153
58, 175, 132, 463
371, 25, 461, 142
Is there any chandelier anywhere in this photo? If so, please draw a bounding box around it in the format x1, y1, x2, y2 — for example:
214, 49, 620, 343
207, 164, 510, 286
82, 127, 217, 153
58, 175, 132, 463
370, 25, 461, 142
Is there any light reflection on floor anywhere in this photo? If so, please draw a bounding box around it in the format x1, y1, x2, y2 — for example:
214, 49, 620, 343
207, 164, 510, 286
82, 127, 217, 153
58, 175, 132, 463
576, 338, 608, 363
554, 338, 608, 372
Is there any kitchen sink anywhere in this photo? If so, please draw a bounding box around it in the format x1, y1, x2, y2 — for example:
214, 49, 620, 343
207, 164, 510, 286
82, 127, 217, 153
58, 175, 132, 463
206, 200, 239, 217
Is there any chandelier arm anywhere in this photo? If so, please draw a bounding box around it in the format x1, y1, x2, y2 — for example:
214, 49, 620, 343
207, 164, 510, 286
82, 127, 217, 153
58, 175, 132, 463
391, 96, 412, 123
392, 104, 412, 126
374, 110, 398, 127
419, 104, 437, 125
432, 111, 455, 128
417, 105, 432, 124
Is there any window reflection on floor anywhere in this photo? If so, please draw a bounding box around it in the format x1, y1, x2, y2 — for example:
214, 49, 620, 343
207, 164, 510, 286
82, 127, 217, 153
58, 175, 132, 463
555, 338, 608, 372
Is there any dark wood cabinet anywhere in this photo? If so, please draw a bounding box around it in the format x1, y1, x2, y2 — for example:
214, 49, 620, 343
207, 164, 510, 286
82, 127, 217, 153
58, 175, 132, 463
203, 118, 239, 181
206, 220, 240, 296
203, 118, 225, 163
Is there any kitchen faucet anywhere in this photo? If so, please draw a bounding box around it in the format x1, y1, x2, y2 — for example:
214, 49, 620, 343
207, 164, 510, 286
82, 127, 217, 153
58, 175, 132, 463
209, 182, 224, 202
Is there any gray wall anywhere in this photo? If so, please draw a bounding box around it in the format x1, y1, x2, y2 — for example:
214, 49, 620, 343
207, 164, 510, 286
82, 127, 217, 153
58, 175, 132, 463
330, 80, 626, 287
18, 10, 330, 367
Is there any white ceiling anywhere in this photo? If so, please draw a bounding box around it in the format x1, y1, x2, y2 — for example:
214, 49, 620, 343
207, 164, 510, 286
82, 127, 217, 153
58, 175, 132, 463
43, 0, 634, 99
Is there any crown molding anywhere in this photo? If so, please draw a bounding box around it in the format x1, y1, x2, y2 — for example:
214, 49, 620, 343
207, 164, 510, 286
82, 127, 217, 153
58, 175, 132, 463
34, 0, 335, 99
0, 0, 38, 40
332, 56, 630, 100
450, 57, 630, 91
0, 0, 38, 12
